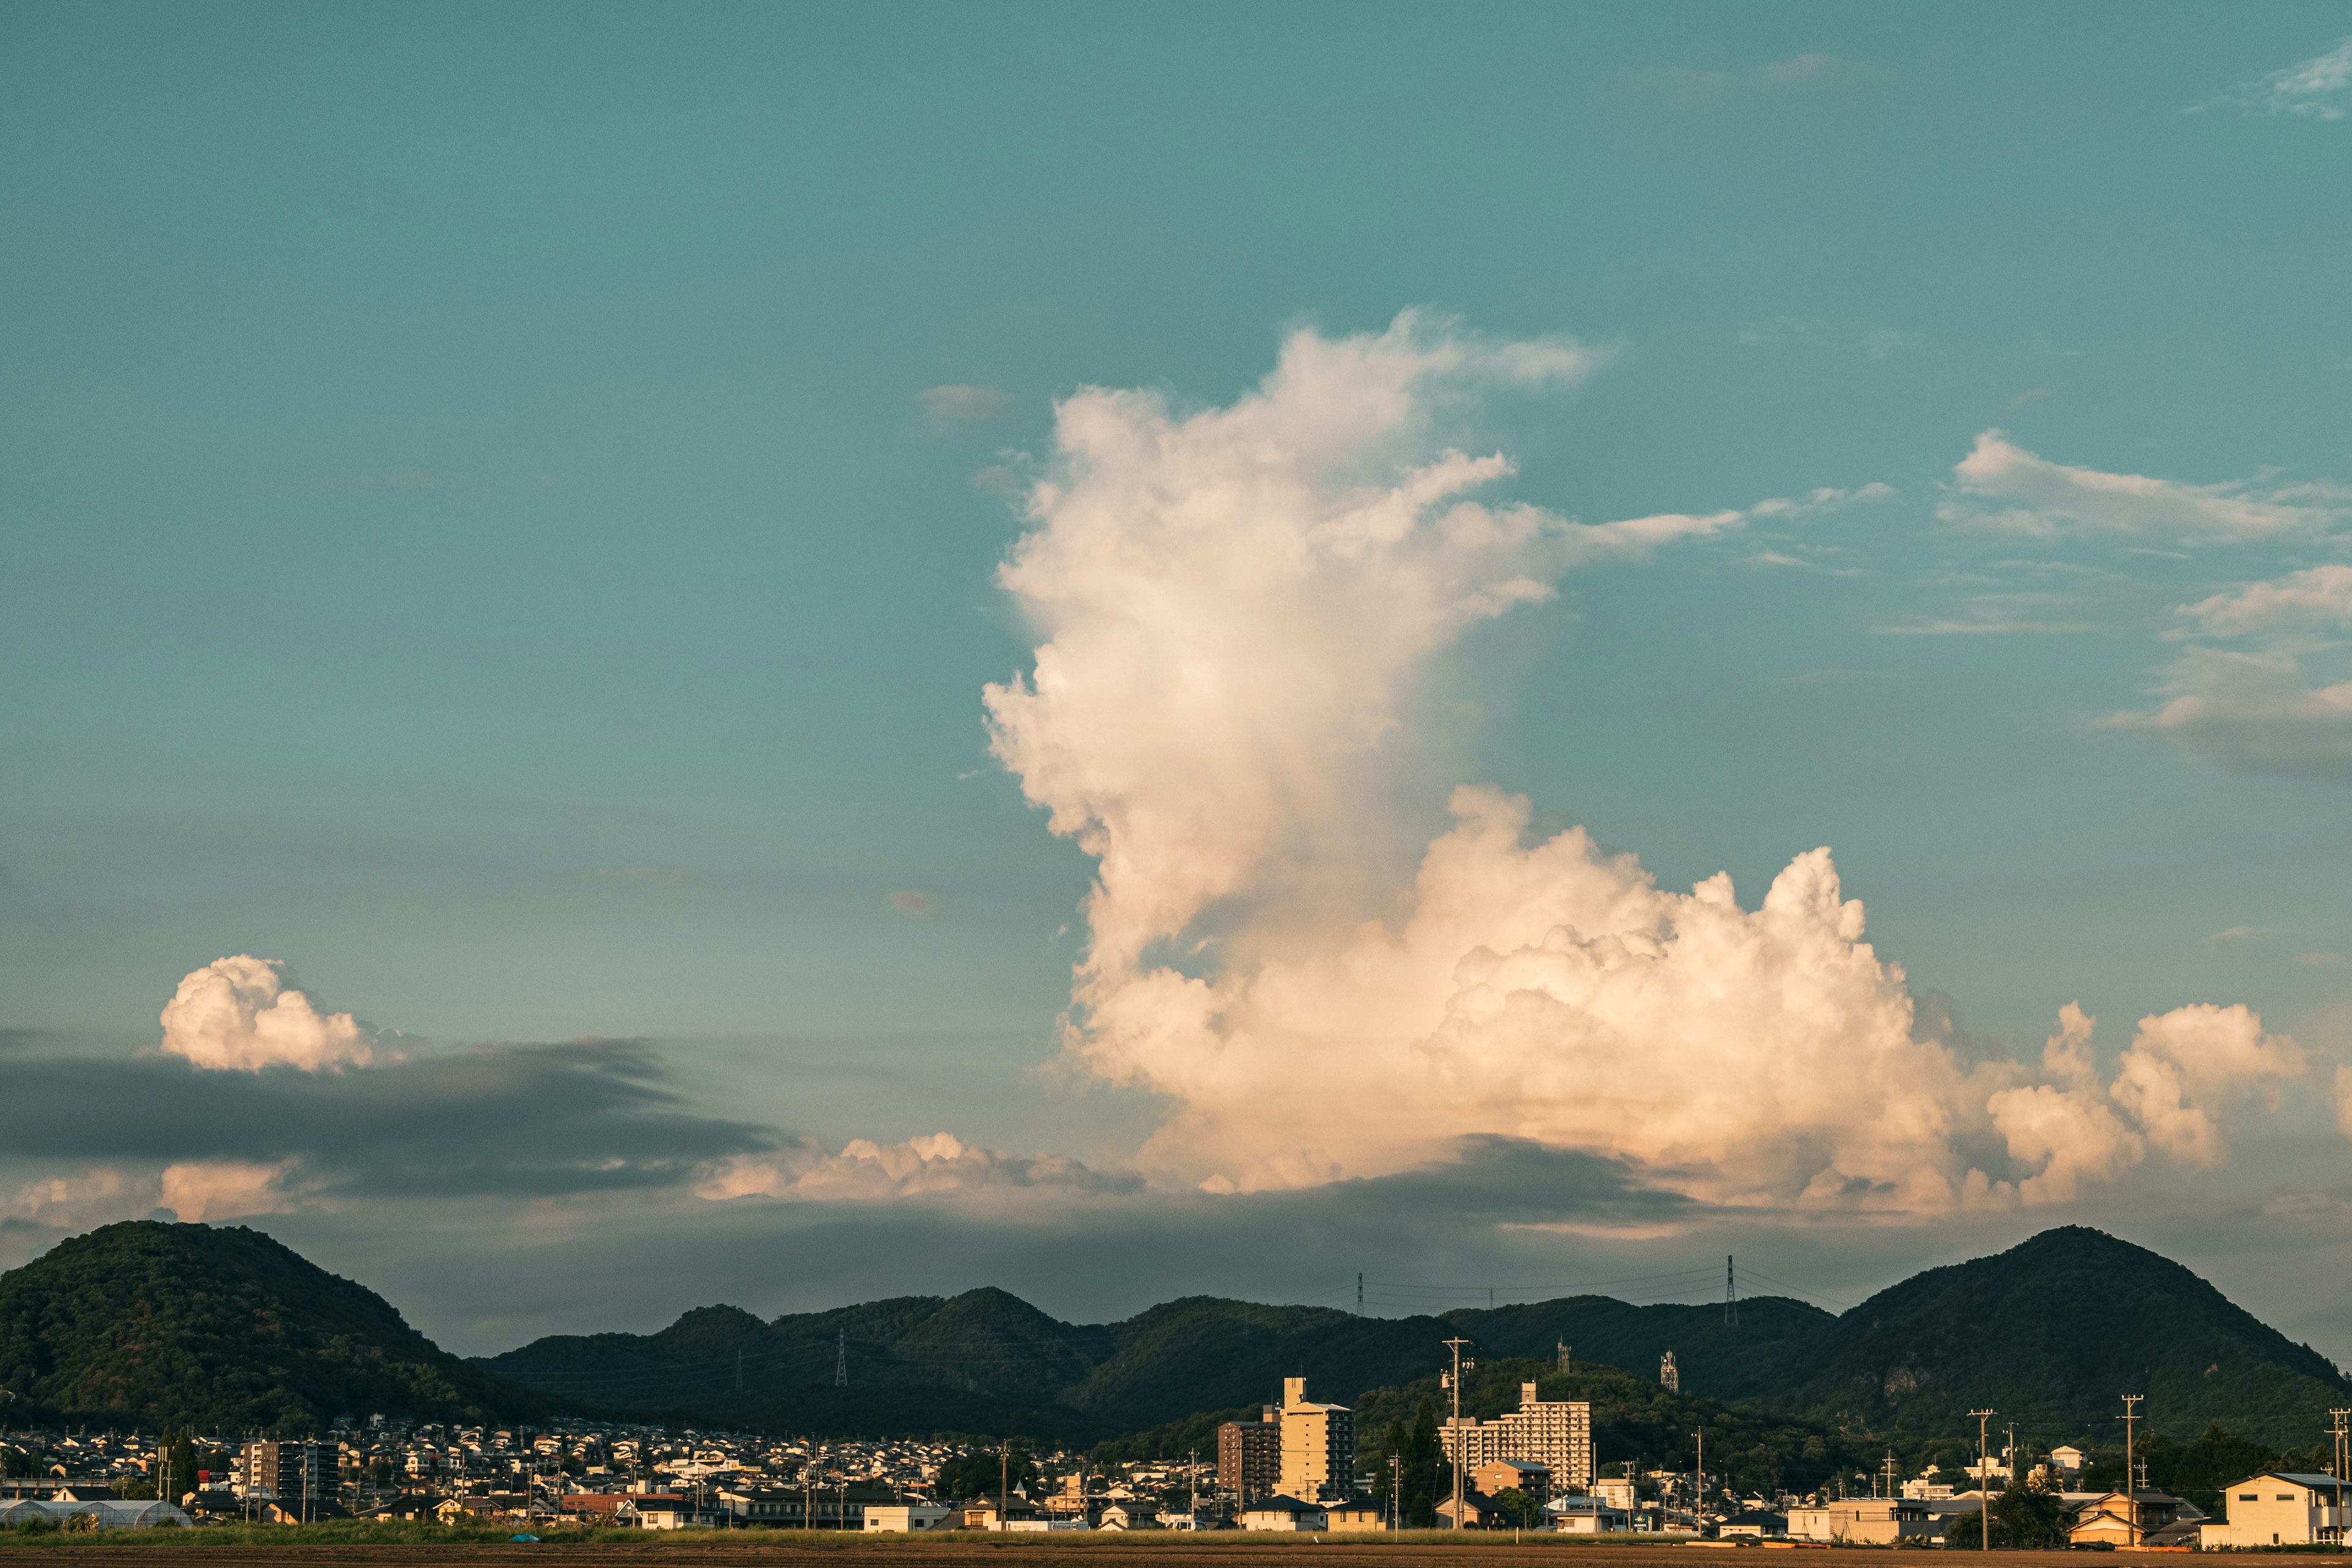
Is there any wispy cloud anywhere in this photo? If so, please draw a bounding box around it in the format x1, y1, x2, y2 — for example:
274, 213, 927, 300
886, 889, 935, 919
1632, 52, 1897, 110
2206, 925, 2277, 945
919, 384, 1017, 430
2300, 951, 2349, 971
1940, 431, 2345, 540
2104, 647, 2352, 783
2177, 565, 2352, 637
2195, 36, 2352, 120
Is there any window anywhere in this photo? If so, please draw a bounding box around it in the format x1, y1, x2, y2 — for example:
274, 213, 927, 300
2240, 1495, 2258, 1502
2279, 1495, 2295, 1502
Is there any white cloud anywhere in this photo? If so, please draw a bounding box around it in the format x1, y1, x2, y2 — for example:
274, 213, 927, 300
697, 1132, 1132, 1202
2303, 951, 2349, 970
2108, 1005, 2304, 1168
886, 889, 935, 919
1942, 431, 2342, 540
2104, 647, 2352, 783
982, 317, 2294, 1214
2179, 564, 2352, 636
919, 383, 1016, 429
2206, 924, 2276, 944
2197, 36, 2352, 120
160, 956, 387, 1071
159, 1159, 304, 1222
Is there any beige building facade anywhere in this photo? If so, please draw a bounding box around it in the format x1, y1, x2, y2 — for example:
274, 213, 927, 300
1276, 1377, 1355, 1502
2201, 1474, 2346, 1548
1437, 1381, 1593, 1491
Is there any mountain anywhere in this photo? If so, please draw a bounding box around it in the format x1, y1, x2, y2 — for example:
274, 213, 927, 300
1765, 1226, 2350, 1452
482, 1227, 2351, 1457
0, 1221, 549, 1435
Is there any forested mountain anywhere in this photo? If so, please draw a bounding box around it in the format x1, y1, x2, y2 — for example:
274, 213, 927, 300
1767, 1226, 2350, 1452
9, 1220, 2340, 1460
0, 1221, 546, 1434
485, 1226, 2350, 1455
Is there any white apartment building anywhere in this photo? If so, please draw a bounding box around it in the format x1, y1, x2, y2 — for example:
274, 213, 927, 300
1438, 1381, 1593, 1491
2200, 1473, 2348, 1548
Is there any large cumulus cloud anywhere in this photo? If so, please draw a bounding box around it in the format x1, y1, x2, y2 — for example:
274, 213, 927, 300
982, 315, 2312, 1209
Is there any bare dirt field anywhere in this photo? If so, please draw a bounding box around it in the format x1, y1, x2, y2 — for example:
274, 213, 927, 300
4, 1545, 2334, 1568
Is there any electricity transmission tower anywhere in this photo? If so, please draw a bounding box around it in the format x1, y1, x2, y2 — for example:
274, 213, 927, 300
834, 1330, 847, 1388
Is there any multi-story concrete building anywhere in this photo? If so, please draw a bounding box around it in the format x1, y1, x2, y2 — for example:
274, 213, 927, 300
1216, 1411, 1280, 1502
1438, 1381, 1592, 1491
238, 1441, 325, 1507
1276, 1378, 1354, 1502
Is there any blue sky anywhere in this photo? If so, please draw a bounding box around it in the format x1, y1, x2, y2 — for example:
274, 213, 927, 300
4, 3, 2351, 1355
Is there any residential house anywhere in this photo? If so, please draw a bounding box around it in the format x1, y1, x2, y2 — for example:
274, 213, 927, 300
2068, 1490, 2186, 1549
1719, 1508, 1789, 1540
1097, 1502, 1163, 1530
1472, 1458, 1553, 1506
1785, 1497, 1938, 1545
2199, 1474, 2347, 1548
1545, 1496, 1631, 1534
1240, 1494, 1327, 1531
864, 1504, 952, 1532
1324, 1499, 1390, 1532
1434, 1490, 1502, 1529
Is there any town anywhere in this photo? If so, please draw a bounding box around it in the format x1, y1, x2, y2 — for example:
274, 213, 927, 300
4, 1362, 2346, 1547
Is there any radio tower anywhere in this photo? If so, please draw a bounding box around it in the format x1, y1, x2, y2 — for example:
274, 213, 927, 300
1725, 1256, 1738, 1327
834, 1330, 848, 1387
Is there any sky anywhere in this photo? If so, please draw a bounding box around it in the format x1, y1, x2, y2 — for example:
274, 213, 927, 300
4, 2, 2352, 1364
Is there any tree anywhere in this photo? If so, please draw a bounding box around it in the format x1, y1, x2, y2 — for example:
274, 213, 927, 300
1491, 1486, 1540, 1529
936, 1447, 1036, 1500
1402, 1396, 1443, 1526
1986, 1480, 2067, 1549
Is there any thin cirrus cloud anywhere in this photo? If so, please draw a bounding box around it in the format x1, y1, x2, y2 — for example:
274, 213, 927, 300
1939, 431, 2345, 540
1629, 52, 1896, 110
919, 383, 1017, 430
2193, 35, 2352, 120
978, 312, 2315, 1213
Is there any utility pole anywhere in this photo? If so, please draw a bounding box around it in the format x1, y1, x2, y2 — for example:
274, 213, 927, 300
1694, 1427, 1705, 1534
2003, 1423, 2017, 1494
999, 1441, 1011, 1532
1389, 1455, 1401, 1536
1442, 1336, 1474, 1531
1970, 1410, 1996, 1553
2331, 1410, 2350, 1546
2119, 1393, 2143, 1545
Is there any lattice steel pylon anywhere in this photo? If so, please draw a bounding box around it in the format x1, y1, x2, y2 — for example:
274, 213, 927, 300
834, 1329, 847, 1387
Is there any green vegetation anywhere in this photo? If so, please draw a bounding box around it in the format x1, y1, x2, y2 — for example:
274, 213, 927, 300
0, 1221, 548, 1434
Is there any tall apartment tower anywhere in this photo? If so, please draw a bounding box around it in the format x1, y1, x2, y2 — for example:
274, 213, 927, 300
1437, 1381, 1594, 1491
239, 1441, 322, 1504
1216, 1408, 1281, 1502
1276, 1376, 1356, 1502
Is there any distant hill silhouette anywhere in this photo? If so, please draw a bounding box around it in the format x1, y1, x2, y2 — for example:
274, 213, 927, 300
9, 1220, 2339, 1457
1765, 1226, 2350, 1452
484, 1226, 2351, 1453
0, 1221, 547, 1434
